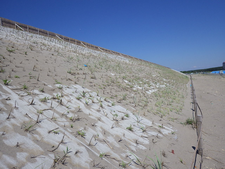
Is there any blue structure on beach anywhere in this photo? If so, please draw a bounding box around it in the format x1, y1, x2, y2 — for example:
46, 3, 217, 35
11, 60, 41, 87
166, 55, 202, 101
211, 70, 225, 74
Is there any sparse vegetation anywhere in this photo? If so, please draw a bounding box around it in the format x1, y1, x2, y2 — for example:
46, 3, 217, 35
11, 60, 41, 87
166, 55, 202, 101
76, 96, 82, 100
37, 110, 43, 114
23, 122, 36, 132
0, 26, 190, 169
119, 161, 127, 168
3, 79, 11, 85
126, 125, 133, 131
148, 154, 162, 169
55, 80, 61, 84
39, 97, 49, 102
58, 85, 63, 89
23, 84, 28, 90
6, 47, 15, 53
77, 130, 86, 137
99, 153, 105, 159
185, 118, 195, 125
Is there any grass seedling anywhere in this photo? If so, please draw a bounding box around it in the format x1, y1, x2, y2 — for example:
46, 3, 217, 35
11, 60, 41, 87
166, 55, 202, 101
97, 97, 102, 102
158, 125, 163, 128
180, 159, 183, 164
126, 125, 133, 131
112, 102, 115, 106
23, 84, 28, 90
39, 87, 44, 93
80, 91, 86, 97
96, 90, 99, 96
76, 96, 82, 100
55, 80, 61, 84
70, 124, 73, 128
113, 114, 118, 117
37, 110, 43, 114
113, 113, 118, 121
3, 79, 11, 85
24, 122, 36, 132
185, 118, 195, 125
39, 97, 49, 102
85, 99, 89, 105
134, 113, 142, 123
55, 93, 61, 100
63, 147, 72, 156
130, 152, 148, 167
89, 98, 95, 103
99, 153, 105, 159
53, 130, 59, 134
148, 154, 162, 169
100, 102, 103, 108
125, 114, 129, 118
140, 126, 147, 132
119, 161, 127, 168
14, 75, 20, 78
77, 130, 86, 137
6, 47, 15, 53
58, 85, 63, 89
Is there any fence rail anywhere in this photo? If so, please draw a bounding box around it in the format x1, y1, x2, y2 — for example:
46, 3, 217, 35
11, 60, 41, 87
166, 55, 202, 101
190, 75, 203, 169
0, 17, 166, 67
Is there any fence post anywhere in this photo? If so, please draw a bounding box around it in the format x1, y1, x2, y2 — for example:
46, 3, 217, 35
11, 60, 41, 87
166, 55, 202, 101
196, 115, 203, 156
0, 18, 2, 26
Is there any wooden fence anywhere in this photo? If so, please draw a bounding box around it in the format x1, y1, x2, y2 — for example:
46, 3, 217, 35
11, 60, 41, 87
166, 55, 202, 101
190, 75, 203, 169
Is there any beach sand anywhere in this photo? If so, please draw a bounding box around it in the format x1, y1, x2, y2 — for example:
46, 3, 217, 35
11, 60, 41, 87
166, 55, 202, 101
0, 26, 224, 169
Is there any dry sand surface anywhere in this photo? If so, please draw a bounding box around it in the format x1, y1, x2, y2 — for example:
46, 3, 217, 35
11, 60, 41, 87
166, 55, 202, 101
0, 26, 224, 169
191, 74, 225, 169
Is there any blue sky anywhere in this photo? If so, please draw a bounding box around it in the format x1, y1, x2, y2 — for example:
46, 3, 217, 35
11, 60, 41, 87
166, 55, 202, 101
1, 0, 224, 71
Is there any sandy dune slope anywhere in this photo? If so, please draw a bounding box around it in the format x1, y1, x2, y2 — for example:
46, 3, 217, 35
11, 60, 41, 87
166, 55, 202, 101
0, 26, 224, 169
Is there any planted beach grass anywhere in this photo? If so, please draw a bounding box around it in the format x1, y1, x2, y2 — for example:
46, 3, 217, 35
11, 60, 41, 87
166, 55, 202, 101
0, 25, 189, 168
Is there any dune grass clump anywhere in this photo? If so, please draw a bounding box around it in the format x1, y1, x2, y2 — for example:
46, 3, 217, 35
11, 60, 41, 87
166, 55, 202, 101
126, 125, 133, 131
148, 154, 162, 169
99, 153, 105, 159
77, 130, 86, 137
3, 79, 11, 85
185, 118, 195, 125
6, 47, 15, 53
40, 97, 49, 102
23, 84, 28, 90
55, 80, 61, 84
